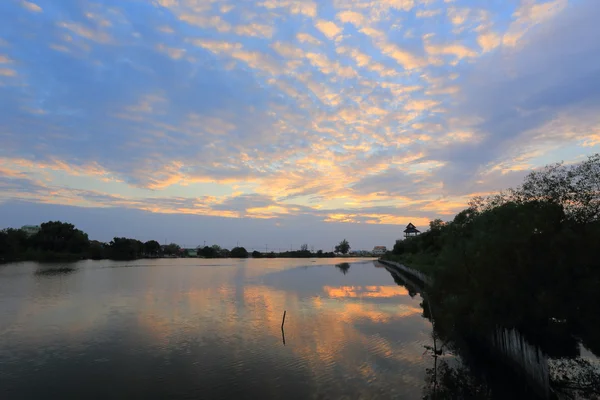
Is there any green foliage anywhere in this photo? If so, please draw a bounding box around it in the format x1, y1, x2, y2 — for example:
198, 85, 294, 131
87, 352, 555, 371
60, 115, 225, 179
230, 247, 249, 258
335, 239, 350, 254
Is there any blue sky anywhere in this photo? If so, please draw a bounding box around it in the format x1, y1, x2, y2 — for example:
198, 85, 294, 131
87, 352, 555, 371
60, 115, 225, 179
1, 0, 599, 249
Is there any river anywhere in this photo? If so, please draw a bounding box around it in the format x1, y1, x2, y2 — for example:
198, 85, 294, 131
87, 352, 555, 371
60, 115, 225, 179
0, 258, 441, 399
1, 258, 596, 399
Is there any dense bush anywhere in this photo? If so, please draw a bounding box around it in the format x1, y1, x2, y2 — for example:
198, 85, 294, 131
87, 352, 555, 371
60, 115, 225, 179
386, 154, 600, 354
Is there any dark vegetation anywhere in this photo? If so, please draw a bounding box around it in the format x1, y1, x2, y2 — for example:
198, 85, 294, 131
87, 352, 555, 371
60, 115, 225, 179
0, 221, 183, 262
1, 222, 356, 262
335, 262, 351, 274
384, 154, 600, 398
335, 239, 350, 254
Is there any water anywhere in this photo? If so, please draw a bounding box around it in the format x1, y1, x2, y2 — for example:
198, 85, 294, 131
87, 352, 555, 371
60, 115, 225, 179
0, 259, 438, 399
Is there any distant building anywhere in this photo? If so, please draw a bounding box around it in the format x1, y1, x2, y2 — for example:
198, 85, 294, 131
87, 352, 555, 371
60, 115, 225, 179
372, 246, 387, 255
404, 222, 420, 238
20, 225, 40, 237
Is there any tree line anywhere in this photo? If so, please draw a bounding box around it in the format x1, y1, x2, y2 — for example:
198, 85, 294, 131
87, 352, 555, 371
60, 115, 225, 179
385, 153, 600, 360
0, 222, 184, 262
1, 221, 355, 262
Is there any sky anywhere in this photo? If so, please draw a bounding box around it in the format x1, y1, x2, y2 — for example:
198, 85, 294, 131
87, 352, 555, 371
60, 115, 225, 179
1, 0, 600, 250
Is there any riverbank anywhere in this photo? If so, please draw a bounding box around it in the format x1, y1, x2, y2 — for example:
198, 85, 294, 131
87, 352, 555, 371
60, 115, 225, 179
381, 155, 600, 398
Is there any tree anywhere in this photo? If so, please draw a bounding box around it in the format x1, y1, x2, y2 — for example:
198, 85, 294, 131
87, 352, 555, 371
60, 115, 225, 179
88, 240, 107, 260
429, 219, 445, 231
31, 221, 89, 254
252, 250, 262, 258
0, 228, 30, 260
470, 153, 600, 224
143, 240, 161, 257
300, 244, 309, 252
230, 247, 249, 258
220, 248, 231, 258
335, 239, 350, 254
393, 239, 405, 255
199, 246, 217, 258
109, 237, 144, 260
163, 243, 181, 256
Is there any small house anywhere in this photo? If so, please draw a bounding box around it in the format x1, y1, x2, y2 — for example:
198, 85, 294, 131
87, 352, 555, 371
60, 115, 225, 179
372, 246, 387, 255
404, 223, 420, 238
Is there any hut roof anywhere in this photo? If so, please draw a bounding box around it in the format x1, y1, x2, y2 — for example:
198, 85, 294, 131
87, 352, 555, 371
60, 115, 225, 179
403, 222, 420, 233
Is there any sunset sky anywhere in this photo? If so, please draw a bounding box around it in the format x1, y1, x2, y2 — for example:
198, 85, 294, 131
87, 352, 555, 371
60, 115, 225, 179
1, 0, 599, 249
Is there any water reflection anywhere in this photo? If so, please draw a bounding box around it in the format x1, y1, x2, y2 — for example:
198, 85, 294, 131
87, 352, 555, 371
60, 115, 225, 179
335, 262, 350, 274
34, 266, 77, 276
0, 258, 435, 399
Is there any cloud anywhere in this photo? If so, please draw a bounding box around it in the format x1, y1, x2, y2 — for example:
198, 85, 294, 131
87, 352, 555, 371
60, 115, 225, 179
234, 23, 275, 38
433, 0, 600, 190
477, 31, 501, 52
20, 1, 42, 13
416, 9, 442, 18
296, 33, 321, 45
337, 10, 367, 26
57, 21, 112, 44
156, 44, 186, 60
425, 42, 478, 60
315, 20, 343, 40
305, 52, 357, 78
0, 0, 596, 242
503, 0, 568, 47
259, 0, 317, 18
447, 7, 470, 26
0, 68, 17, 77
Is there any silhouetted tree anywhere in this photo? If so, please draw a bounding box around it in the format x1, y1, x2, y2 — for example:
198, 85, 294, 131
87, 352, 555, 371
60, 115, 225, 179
143, 240, 161, 257
199, 246, 217, 258
31, 221, 89, 255
109, 237, 144, 260
252, 250, 262, 258
88, 240, 107, 260
163, 243, 181, 256
335, 239, 350, 254
0, 228, 30, 261
230, 247, 249, 258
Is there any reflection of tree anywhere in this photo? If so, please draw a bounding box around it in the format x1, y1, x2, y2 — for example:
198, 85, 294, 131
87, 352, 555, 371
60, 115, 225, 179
34, 267, 76, 276
335, 263, 350, 275
550, 358, 600, 399
424, 358, 491, 400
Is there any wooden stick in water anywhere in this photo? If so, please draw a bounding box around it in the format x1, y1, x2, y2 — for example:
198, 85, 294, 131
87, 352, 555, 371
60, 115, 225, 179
281, 310, 287, 330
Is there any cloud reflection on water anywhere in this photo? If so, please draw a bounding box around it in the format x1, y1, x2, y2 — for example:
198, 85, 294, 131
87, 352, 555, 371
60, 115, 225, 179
1, 259, 432, 398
